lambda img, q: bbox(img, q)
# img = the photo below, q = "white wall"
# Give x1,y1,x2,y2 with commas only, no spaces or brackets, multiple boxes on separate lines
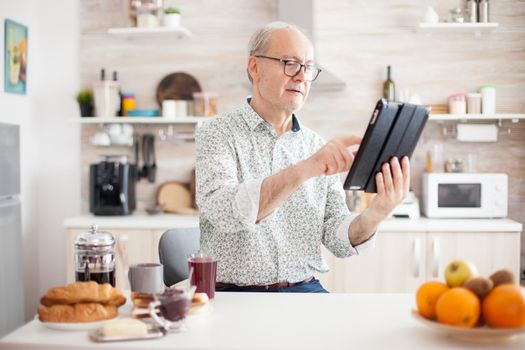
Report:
0,0,80,319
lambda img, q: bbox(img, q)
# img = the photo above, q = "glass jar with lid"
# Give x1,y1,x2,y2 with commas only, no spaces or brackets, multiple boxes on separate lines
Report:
448,93,466,114
74,224,116,286
129,0,163,27
136,1,161,28
192,92,218,117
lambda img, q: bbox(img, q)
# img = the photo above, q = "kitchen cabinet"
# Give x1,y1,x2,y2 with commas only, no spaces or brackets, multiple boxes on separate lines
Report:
425,232,521,282
322,230,521,293
64,215,522,293
320,232,427,293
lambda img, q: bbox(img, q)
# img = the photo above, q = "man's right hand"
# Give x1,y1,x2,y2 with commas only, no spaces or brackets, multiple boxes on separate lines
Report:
303,136,362,177
258,135,361,221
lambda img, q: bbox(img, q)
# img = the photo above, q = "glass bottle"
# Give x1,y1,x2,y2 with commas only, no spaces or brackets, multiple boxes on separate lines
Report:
383,65,396,101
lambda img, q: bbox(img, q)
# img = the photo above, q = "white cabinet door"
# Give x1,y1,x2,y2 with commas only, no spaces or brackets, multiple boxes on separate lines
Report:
425,232,521,281
326,232,427,293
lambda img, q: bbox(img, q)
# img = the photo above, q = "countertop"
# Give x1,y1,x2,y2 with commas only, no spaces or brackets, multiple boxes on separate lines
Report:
63,213,523,232
2,292,524,350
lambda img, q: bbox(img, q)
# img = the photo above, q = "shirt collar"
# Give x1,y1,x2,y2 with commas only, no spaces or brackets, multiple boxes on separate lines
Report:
241,97,301,133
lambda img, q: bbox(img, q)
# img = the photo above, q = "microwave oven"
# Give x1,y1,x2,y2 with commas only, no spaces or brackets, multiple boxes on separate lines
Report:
422,173,507,218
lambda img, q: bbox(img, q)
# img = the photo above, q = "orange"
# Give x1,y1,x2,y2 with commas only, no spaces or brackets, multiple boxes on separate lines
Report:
435,287,480,328
482,284,525,328
416,281,449,319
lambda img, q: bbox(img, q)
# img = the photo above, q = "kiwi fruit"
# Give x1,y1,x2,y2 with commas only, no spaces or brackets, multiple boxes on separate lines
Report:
464,277,493,300
489,269,515,287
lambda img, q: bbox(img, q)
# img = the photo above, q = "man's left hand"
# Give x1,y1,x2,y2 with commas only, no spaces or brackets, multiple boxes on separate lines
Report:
367,156,410,221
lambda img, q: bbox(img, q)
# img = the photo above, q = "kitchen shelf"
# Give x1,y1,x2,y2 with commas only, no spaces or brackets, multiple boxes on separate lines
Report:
71,116,213,125
83,26,191,38
416,22,499,34
429,113,524,122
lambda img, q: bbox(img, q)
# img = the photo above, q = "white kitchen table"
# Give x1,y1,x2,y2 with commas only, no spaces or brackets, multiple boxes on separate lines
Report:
1,293,523,350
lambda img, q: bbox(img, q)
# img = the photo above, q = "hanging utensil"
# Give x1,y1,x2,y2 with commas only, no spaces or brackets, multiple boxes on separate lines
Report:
141,134,157,183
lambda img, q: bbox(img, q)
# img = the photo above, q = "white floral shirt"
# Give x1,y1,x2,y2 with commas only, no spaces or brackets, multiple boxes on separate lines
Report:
195,99,375,286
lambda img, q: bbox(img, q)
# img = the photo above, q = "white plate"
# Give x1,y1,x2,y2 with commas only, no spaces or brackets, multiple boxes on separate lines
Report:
411,309,525,343
36,315,117,331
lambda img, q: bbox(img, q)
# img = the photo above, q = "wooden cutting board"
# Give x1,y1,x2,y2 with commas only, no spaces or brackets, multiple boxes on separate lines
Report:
155,72,202,107
156,181,197,215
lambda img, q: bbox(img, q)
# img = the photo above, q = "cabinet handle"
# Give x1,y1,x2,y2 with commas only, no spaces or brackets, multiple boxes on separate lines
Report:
432,237,440,278
413,238,421,278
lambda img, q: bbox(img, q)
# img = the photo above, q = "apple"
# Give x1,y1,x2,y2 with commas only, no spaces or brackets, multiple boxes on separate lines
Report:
444,260,478,287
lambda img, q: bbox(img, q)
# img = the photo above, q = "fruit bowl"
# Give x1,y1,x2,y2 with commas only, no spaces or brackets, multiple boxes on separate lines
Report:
411,309,525,343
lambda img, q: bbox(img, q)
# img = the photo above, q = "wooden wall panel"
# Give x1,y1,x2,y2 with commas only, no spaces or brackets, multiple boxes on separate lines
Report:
79,0,525,275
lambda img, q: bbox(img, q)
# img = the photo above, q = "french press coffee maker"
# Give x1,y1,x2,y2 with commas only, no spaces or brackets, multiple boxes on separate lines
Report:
74,224,116,286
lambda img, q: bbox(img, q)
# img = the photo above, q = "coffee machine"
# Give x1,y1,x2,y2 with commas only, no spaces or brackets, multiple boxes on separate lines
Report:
89,155,136,216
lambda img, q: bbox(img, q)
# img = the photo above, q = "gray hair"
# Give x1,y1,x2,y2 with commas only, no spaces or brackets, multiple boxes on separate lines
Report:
246,21,311,83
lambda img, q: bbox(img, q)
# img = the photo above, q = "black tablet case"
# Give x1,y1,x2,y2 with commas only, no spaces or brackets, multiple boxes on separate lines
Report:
343,99,400,191
343,99,429,193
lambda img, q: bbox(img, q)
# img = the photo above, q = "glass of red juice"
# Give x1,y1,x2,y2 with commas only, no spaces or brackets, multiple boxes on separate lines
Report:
188,255,217,299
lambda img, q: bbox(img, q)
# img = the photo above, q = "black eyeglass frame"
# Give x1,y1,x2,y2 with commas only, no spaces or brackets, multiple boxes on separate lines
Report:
254,55,322,82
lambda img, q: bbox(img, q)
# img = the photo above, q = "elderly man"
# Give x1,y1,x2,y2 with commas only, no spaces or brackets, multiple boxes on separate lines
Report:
195,22,409,293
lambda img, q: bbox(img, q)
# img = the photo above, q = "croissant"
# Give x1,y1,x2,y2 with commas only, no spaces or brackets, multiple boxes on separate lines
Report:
40,281,126,307
38,303,118,323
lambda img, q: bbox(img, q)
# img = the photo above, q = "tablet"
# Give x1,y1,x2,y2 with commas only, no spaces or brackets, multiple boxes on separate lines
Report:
343,99,429,193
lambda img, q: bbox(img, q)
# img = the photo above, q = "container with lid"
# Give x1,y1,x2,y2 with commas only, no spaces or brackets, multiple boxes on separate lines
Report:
94,80,120,118
480,84,496,115
74,224,116,286
478,0,489,23
448,93,467,114
121,92,136,117
466,0,478,22
466,93,482,114
192,92,218,117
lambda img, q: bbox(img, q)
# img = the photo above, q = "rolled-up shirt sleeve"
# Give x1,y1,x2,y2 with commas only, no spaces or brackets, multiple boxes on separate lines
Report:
196,125,263,233
321,174,377,257
335,214,377,255
234,178,264,224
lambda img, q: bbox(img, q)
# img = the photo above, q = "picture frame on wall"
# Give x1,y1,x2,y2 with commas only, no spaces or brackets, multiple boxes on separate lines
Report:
4,19,28,95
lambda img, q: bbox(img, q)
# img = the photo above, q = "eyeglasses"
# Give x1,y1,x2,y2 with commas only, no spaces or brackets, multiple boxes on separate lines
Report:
254,55,322,82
